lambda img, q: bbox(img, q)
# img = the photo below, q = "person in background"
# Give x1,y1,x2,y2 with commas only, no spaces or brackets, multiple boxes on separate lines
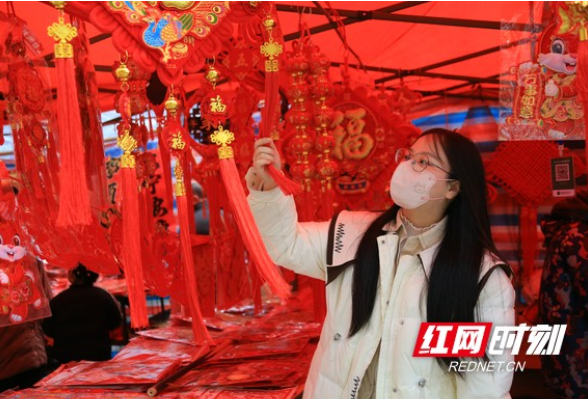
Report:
43,264,122,364
539,191,588,398
192,182,210,235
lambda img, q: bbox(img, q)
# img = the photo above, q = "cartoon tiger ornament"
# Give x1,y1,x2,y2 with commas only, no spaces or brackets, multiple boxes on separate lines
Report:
536,3,585,139
0,221,44,325
503,2,588,140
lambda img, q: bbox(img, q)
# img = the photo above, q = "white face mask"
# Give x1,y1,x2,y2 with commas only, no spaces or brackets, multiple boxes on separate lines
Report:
390,161,452,209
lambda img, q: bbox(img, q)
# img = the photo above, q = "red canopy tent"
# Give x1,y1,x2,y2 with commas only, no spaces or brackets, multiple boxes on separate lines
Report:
0,1,541,112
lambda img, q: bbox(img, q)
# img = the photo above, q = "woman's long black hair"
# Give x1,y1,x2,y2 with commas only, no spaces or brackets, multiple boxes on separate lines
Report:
348,128,504,374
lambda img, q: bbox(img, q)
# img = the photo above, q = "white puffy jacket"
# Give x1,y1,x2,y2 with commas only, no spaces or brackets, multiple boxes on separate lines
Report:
248,186,516,399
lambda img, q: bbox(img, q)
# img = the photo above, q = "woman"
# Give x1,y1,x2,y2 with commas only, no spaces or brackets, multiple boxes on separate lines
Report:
247,128,515,399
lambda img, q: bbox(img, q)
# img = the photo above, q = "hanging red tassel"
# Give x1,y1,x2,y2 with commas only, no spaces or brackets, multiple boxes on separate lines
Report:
48,5,92,227
178,193,211,343
38,159,59,218
157,130,176,219
114,59,149,330
14,128,43,199
118,127,149,330
259,13,301,196
260,12,281,140
267,166,302,196
201,63,290,299
164,94,211,343
213,127,291,299
121,165,149,329
138,179,152,238
249,259,263,316
55,59,92,226
46,126,61,193
182,154,196,233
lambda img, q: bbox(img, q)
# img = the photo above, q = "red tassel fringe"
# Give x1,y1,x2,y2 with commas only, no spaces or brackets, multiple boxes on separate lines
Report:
218,158,291,299
249,260,263,315
262,61,302,196
182,156,196,234
121,167,149,329
267,165,302,196
39,158,59,218
262,70,279,139
55,58,92,227
157,137,176,219
177,194,211,343
46,127,61,193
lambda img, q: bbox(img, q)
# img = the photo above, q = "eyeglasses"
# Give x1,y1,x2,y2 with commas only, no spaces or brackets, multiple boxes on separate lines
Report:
395,148,457,179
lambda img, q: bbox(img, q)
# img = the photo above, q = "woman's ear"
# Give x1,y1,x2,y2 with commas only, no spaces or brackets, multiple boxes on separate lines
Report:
445,180,460,200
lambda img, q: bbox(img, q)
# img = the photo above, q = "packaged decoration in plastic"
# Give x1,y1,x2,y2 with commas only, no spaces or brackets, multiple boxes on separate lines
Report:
180,387,301,399
0,219,51,327
135,326,198,346
172,358,309,389
113,336,209,365
36,358,180,387
207,337,310,363
500,2,586,140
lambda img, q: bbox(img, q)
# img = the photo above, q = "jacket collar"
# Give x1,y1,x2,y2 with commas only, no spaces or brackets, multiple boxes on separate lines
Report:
385,210,446,248
418,244,440,279
382,210,445,278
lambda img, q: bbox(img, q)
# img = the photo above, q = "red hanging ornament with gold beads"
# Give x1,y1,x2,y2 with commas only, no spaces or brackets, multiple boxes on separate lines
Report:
114,59,149,330
47,1,92,228
258,14,301,196
162,92,211,343
203,64,290,300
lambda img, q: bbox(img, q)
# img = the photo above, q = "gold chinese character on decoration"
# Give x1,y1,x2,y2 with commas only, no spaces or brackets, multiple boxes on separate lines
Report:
171,132,186,150
331,108,375,161
210,95,227,114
